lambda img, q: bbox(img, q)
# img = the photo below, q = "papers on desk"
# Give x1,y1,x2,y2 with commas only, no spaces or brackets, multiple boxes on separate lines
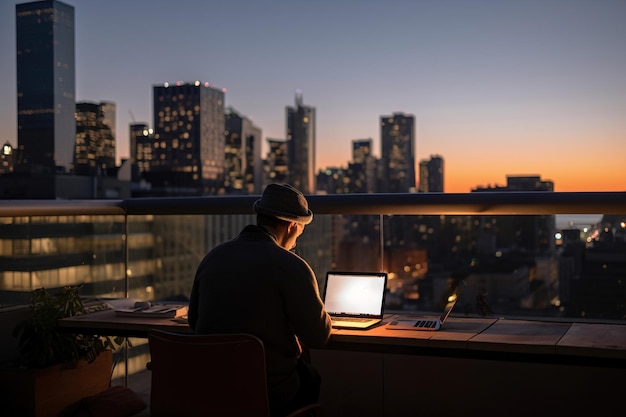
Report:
113,301,188,318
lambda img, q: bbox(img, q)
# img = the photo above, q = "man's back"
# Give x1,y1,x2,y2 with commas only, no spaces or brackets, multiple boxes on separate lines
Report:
189,225,331,392
188,183,332,416
190,225,330,345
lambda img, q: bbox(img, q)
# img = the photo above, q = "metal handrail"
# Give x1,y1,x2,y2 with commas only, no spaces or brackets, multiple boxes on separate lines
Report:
1,191,624,217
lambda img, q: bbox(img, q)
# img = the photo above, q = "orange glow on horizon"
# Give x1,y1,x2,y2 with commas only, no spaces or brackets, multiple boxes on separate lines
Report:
317,148,626,193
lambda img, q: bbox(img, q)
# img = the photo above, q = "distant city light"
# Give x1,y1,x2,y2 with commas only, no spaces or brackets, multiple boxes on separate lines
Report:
555,232,562,239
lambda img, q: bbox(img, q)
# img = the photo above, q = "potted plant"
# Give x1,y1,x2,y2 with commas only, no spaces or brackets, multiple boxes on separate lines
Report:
1,285,124,417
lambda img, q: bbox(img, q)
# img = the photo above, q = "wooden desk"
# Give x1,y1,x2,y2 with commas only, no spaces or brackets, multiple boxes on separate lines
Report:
321,314,626,364
59,309,626,363
310,314,626,417
58,308,192,338
59,308,626,416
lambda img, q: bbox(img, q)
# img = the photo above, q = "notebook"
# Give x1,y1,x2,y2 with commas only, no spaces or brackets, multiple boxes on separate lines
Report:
386,294,458,331
322,271,388,330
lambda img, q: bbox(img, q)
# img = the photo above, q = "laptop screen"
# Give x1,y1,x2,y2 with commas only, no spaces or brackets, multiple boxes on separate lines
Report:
439,294,458,323
323,272,387,316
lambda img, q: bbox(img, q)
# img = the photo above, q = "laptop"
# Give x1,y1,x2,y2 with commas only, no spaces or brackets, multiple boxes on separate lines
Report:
322,271,388,330
386,294,459,331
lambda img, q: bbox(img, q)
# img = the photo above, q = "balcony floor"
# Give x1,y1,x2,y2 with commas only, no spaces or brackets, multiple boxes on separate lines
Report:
111,370,151,417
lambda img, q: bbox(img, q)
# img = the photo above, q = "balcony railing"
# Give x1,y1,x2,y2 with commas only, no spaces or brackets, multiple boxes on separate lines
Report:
2,190,625,216
1,191,625,322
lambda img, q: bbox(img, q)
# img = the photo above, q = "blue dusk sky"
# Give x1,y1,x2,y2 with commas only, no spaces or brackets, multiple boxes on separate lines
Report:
0,0,625,193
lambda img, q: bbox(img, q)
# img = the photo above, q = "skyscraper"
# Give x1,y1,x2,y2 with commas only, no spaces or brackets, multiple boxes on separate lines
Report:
16,0,75,178
74,101,116,176
286,92,316,194
419,155,444,193
352,139,373,164
129,123,153,183
380,113,416,193
150,81,225,196
351,138,377,193
264,138,288,187
224,108,262,194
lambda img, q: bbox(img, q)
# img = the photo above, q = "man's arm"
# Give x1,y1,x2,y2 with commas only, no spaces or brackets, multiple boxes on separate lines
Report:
282,259,332,348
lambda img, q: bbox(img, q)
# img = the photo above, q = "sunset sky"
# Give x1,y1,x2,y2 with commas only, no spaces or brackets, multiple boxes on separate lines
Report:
0,0,624,193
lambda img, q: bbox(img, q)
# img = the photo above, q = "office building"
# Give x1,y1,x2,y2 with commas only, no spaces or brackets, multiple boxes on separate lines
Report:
224,108,263,194
351,138,377,193
380,113,416,193
264,138,288,187
419,155,444,193
149,81,226,196
15,0,75,174
286,92,316,194
14,0,76,197
74,101,116,176
0,213,156,304
378,113,419,282
352,139,372,164
129,123,153,183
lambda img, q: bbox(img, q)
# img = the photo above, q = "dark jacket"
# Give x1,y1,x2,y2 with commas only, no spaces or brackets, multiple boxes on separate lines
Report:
189,224,332,404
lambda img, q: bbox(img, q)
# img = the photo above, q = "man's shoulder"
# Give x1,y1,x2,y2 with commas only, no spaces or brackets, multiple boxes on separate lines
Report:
277,251,315,276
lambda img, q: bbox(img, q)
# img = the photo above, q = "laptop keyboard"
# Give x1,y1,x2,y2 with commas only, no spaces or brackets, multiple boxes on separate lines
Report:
331,317,372,323
413,320,437,329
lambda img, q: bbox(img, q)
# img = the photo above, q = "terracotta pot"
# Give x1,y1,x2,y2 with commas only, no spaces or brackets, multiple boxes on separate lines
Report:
0,350,113,417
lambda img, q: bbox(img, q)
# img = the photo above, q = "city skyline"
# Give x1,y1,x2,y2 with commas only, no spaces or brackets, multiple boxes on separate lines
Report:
1,0,625,193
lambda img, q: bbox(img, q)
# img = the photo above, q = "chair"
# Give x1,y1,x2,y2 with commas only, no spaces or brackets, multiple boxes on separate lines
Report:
147,329,321,417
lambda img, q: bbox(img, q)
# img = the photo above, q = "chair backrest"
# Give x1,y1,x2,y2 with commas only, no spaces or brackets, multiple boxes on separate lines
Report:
148,330,271,417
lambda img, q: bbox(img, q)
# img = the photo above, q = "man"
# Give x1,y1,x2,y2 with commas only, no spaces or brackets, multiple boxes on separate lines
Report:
189,183,332,416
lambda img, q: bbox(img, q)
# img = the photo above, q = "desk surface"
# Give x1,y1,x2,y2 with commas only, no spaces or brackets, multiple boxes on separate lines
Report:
58,308,192,337
358,314,625,362
58,309,626,364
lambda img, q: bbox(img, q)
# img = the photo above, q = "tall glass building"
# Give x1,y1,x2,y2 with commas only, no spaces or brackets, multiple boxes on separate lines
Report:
224,108,263,194
129,123,153,184
286,92,316,194
264,138,288,187
352,138,377,193
16,0,76,182
380,113,416,193
150,81,225,196
74,101,116,176
419,155,444,193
